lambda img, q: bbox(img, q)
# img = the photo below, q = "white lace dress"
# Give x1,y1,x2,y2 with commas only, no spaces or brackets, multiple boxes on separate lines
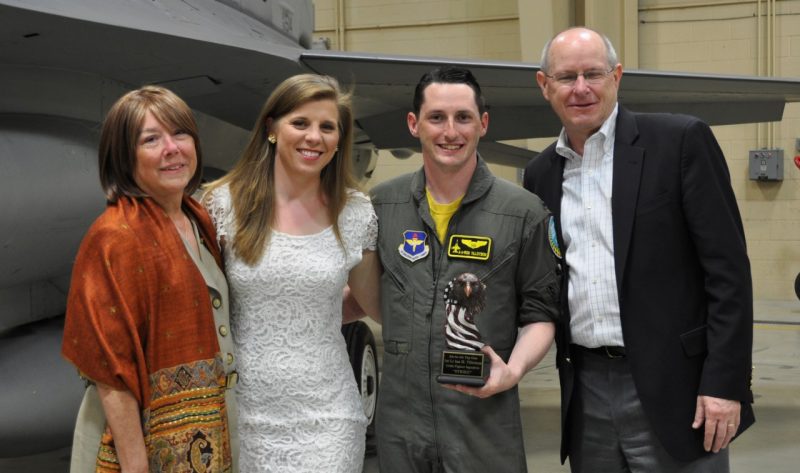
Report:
205,185,377,473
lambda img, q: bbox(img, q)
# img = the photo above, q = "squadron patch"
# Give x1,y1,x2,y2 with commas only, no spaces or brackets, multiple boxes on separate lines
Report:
548,216,562,259
399,230,430,262
447,234,491,261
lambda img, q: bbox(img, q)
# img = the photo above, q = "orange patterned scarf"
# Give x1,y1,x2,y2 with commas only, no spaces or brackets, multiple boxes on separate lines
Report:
63,195,232,472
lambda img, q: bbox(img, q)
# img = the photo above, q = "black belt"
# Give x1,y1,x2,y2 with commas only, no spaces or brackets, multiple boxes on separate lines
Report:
572,344,626,359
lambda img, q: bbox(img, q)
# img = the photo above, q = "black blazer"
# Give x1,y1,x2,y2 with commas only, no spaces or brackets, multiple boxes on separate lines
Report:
523,106,755,462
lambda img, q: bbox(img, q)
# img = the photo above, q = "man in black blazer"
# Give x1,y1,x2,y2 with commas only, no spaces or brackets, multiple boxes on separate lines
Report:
523,27,754,472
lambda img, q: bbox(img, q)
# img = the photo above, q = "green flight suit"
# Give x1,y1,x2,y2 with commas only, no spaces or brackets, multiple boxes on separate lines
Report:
371,158,560,473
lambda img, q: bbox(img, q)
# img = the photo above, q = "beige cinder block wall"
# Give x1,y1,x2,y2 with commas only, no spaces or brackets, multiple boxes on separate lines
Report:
316,0,800,300
635,0,800,300
313,0,523,185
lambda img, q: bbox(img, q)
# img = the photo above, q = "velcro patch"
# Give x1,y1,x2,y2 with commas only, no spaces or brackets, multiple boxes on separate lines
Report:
447,235,491,261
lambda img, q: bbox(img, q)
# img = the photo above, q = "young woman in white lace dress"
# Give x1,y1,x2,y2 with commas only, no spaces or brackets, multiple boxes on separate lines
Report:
202,74,381,472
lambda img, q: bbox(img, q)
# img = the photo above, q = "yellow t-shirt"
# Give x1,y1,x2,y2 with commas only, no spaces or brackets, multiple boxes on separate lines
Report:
426,188,463,244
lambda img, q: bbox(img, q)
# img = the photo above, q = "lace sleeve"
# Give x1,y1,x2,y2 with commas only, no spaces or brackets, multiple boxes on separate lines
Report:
344,189,378,252
363,203,378,252
201,185,234,246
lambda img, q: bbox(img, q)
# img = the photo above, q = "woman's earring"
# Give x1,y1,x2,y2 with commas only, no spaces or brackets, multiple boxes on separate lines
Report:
268,134,277,144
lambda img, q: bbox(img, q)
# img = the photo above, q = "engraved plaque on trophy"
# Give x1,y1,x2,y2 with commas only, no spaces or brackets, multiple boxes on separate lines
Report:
436,273,489,387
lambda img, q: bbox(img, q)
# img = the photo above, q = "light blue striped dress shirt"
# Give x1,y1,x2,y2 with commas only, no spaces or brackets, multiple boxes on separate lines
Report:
556,105,624,348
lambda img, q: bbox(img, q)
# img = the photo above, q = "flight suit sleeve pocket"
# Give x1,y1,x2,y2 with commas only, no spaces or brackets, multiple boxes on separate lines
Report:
680,324,708,357
380,271,412,398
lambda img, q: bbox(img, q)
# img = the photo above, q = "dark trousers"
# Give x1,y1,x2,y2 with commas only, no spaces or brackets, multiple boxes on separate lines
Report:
569,348,730,473
377,436,444,473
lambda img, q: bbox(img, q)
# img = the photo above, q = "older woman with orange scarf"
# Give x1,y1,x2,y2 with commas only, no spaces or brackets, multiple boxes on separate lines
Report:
62,86,237,472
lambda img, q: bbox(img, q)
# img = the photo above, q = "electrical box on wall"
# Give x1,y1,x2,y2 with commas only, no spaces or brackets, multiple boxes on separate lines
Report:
749,148,783,181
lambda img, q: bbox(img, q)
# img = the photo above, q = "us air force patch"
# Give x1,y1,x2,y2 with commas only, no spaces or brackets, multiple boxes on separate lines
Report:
548,216,562,259
399,230,429,262
447,234,491,261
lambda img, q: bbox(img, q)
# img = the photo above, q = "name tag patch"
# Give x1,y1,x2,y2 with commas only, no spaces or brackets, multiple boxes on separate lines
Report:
447,235,491,261
399,230,430,262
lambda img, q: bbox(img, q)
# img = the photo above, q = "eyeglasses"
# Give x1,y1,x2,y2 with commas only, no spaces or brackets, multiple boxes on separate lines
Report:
544,67,615,86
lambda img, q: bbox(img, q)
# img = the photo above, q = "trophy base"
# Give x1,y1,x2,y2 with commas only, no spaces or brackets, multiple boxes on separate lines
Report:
436,374,486,387
437,349,489,387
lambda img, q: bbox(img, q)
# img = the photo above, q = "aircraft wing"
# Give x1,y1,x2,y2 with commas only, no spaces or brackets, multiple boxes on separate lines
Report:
4,0,800,160
301,50,800,150
0,0,307,132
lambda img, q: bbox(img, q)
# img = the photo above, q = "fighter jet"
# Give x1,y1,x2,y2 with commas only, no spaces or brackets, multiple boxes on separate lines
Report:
2,0,800,469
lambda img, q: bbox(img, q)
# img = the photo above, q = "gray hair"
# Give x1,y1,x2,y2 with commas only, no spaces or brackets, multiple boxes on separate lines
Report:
539,27,619,74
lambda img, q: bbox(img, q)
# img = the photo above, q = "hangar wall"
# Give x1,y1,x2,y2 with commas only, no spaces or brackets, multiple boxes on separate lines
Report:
314,0,800,300
313,0,523,184
633,0,800,301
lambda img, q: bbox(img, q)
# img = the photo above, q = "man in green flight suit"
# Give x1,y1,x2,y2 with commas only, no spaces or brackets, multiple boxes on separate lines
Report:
370,65,561,473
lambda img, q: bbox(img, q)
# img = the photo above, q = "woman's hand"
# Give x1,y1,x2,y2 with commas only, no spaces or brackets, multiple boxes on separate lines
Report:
96,383,148,473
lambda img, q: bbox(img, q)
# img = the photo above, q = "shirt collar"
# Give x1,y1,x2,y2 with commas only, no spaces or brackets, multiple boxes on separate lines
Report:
411,154,494,205
555,103,619,161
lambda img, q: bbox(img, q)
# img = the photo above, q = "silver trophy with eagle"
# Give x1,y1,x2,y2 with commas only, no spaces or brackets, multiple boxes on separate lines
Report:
437,272,489,387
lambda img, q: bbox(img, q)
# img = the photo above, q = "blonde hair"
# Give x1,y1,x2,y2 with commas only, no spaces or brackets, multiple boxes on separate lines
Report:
99,85,203,202
204,74,356,265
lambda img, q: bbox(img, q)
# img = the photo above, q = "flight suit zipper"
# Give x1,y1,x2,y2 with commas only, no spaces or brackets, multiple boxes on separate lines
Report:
428,209,462,463
427,221,442,460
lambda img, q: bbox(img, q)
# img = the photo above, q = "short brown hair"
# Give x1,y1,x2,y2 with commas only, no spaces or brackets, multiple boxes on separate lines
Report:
413,66,486,115
98,85,203,202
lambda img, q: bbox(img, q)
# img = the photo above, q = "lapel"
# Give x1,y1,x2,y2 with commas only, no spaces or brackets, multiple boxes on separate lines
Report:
541,150,566,221
611,107,645,294
529,146,566,254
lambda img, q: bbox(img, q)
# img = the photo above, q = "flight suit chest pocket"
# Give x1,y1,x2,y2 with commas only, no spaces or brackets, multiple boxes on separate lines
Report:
475,246,516,284
380,264,414,355
470,248,518,349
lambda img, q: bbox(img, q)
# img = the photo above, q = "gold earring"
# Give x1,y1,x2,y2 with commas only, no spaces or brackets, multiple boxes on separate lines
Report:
268,134,277,144
335,147,339,152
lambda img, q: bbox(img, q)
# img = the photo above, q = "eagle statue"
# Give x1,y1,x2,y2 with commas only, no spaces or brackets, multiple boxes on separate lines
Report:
443,273,487,351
